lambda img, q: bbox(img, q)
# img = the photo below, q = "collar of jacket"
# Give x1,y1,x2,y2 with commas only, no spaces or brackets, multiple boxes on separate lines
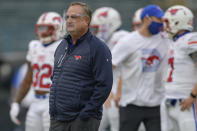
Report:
65,29,92,45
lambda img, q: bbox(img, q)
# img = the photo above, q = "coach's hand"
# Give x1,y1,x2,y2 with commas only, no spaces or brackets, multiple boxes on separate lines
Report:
180,97,195,111
10,102,21,125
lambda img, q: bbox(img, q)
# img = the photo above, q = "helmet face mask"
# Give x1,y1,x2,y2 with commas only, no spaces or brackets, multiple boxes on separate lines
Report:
163,5,194,36
36,25,55,40
90,25,99,35
90,7,122,42
95,23,113,42
35,12,64,44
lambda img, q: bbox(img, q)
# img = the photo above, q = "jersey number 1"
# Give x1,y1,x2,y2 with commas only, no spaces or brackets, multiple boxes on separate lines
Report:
167,57,174,82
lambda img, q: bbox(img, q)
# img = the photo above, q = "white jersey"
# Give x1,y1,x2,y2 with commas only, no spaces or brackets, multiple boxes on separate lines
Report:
112,31,169,107
107,30,129,50
107,30,129,94
26,40,61,92
165,32,197,99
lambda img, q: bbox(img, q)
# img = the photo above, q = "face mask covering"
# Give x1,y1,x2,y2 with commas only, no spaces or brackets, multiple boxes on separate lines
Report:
149,21,163,35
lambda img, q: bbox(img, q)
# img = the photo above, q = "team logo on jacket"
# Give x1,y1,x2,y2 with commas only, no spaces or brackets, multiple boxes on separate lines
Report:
141,49,161,72
75,55,82,60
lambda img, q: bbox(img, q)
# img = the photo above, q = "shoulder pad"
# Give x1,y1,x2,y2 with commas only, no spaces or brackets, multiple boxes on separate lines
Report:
187,32,197,45
28,40,41,48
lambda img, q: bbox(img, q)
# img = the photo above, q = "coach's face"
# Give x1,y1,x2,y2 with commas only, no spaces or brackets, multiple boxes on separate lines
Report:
66,5,89,36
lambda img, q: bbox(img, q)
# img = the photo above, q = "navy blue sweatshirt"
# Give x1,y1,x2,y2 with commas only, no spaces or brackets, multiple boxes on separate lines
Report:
49,30,113,121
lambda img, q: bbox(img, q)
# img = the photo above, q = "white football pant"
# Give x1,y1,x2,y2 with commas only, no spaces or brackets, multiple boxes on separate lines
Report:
25,96,50,131
99,100,119,131
138,123,145,131
167,100,197,131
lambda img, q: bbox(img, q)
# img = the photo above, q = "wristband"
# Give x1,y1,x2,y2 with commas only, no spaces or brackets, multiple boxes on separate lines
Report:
190,92,196,99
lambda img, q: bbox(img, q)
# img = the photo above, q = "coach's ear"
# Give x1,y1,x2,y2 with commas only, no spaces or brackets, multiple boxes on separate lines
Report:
84,15,91,26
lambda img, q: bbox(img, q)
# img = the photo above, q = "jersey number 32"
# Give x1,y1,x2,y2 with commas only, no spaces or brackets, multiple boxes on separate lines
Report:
32,64,52,89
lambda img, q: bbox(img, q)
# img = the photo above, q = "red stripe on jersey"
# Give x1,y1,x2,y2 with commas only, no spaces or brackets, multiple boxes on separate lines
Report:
188,41,197,45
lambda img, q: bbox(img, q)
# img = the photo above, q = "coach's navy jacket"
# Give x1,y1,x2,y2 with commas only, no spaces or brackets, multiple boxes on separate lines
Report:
49,30,113,121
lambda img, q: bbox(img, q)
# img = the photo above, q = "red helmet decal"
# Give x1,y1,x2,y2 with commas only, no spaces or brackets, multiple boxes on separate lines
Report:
169,9,179,15
41,13,48,22
98,11,108,17
53,16,61,22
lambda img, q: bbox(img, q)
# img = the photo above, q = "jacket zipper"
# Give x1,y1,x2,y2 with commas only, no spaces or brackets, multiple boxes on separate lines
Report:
57,47,68,67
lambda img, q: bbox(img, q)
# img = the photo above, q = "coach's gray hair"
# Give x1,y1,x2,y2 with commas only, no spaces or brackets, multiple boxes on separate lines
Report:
69,2,92,22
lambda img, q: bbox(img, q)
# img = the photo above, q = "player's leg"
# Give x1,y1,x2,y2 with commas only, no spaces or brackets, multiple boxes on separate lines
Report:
168,100,185,131
169,118,179,131
177,103,197,131
99,106,109,131
161,99,180,131
119,104,142,131
143,106,161,131
138,123,145,131
25,101,42,131
42,111,50,131
108,100,119,131
41,98,50,131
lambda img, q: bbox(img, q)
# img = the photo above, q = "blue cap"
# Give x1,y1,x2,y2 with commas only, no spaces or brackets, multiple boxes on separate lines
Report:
141,5,164,20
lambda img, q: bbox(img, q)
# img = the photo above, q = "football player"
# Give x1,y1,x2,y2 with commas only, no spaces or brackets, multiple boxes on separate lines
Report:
161,5,197,131
9,12,64,131
90,7,129,131
132,8,143,31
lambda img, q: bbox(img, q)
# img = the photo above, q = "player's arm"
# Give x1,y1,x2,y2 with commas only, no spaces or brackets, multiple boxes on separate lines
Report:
190,52,197,96
10,61,33,125
105,74,122,108
104,92,114,108
180,52,197,111
115,74,122,107
14,61,33,103
111,35,132,70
